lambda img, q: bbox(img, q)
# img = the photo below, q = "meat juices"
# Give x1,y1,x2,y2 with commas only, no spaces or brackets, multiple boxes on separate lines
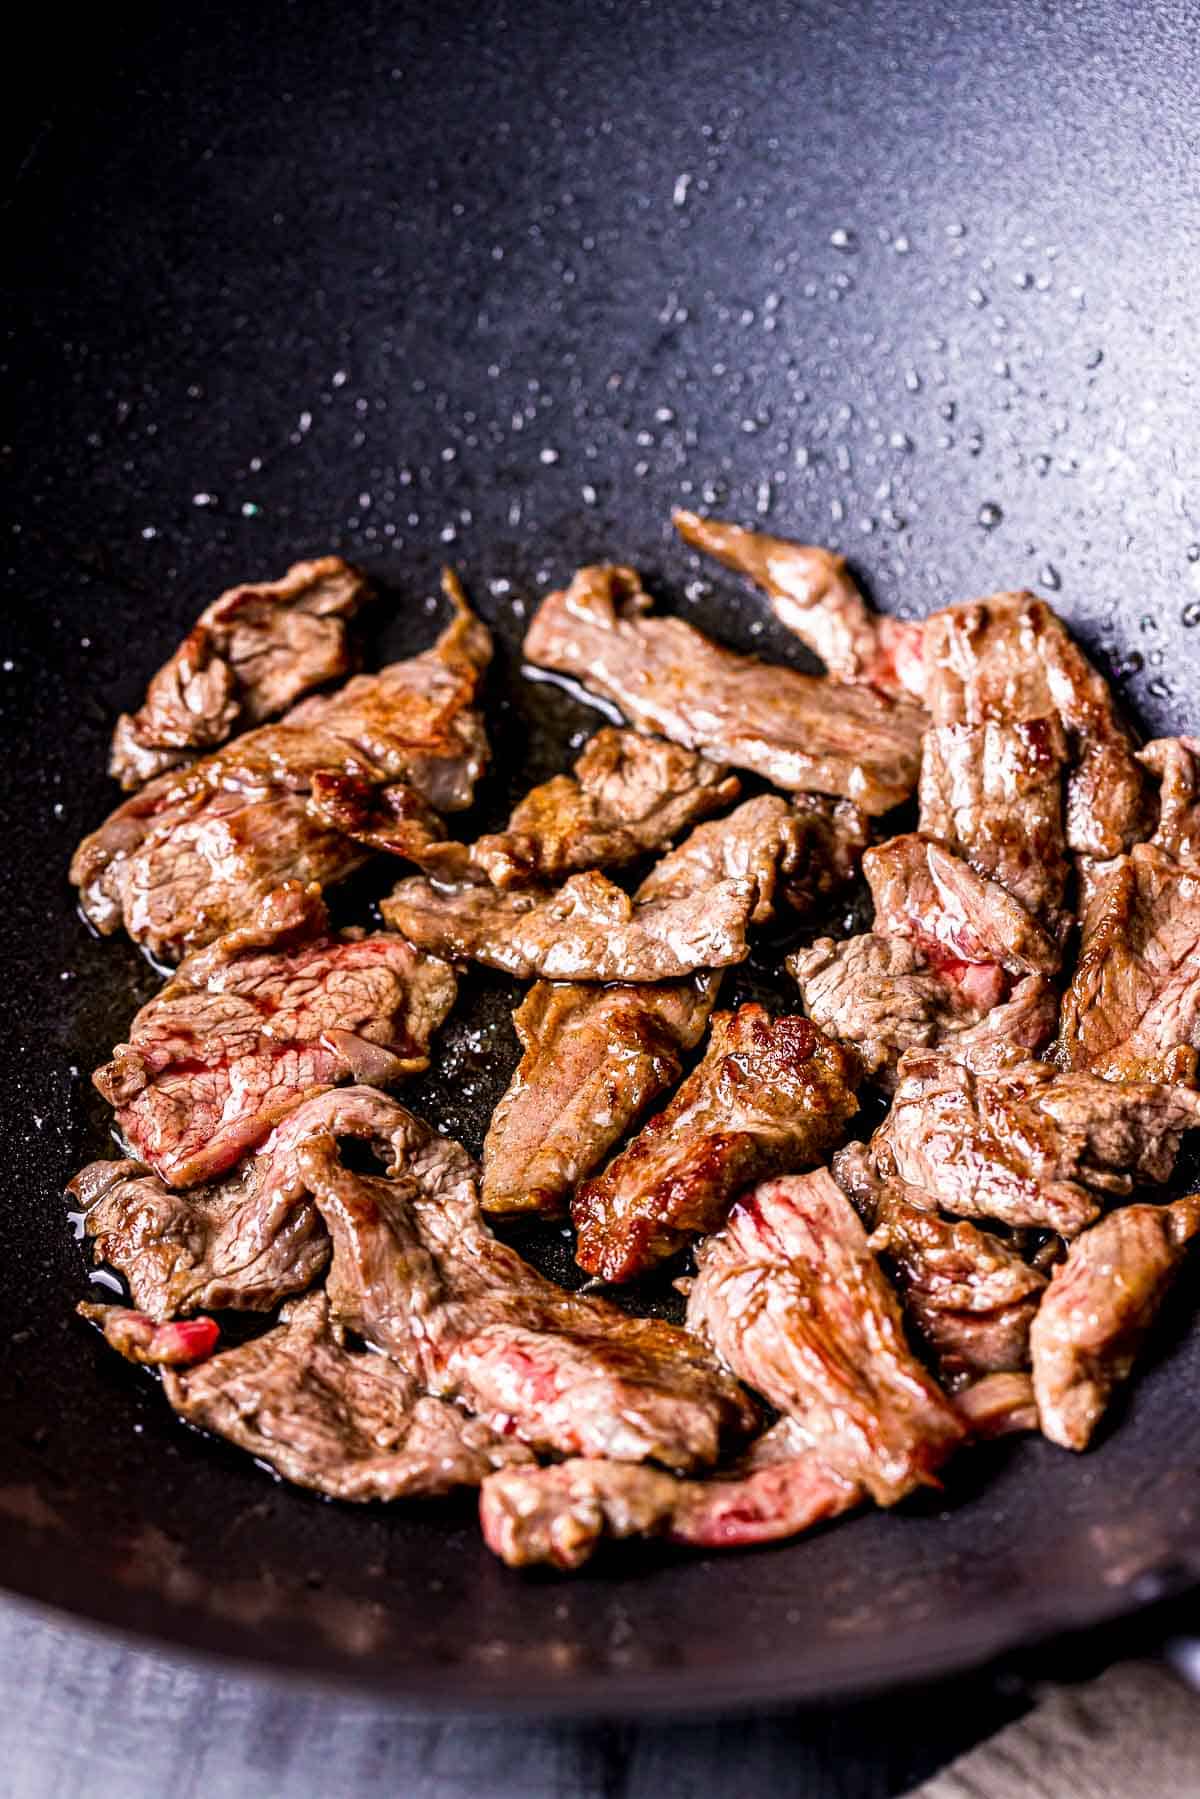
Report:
94,882,456,1188
687,1170,966,1503
71,572,492,962
109,556,371,790
573,1007,861,1283
523,563,925,813
1030,1195,1200,1450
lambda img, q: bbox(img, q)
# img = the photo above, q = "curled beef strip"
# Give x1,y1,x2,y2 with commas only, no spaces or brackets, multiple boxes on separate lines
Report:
315,729,743,887
790,930,1056,1091
480,794,865,1217
1030,1194,1200,1451
381,793,819,983
480,1419,860,1570
573,1006,861,1283
71,573,491,962
94,881,456,1188
865,834,1062,979
673,509,924,698
77,1303,220,1366
913,591,1146,919
522,564,925,813
480,975,719,1216
299,1104,756,1469
870,1051,1200,1236
1058,737,1200,1084
70,1087,424,1319
109,557,370,791
688,1170,966,1503
162,1291,533,1501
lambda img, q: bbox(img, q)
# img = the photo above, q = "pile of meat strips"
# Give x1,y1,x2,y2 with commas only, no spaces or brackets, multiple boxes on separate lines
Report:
68,517,1200,1572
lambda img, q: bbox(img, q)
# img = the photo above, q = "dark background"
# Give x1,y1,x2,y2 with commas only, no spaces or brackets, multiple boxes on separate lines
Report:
3,0,1200,1781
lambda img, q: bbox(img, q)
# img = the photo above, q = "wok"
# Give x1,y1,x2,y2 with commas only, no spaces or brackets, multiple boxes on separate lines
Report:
4,0,1200,1714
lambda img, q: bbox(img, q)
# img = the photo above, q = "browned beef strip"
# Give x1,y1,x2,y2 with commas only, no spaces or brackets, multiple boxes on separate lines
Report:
870,1052,1200,1236
109,558,370,791
480,975,720,1216
162,1291,533,1501
1030,1194,1200,1450
522,564,925,813
77,1303,220,1366
93,882,456,1189
687,1170,966,1503
673,509,925,698
298,1106,756,1468
479,1419,860,1570
1058,739,1200,1084
955,1372,1040,1439
380,794,813,982
865,834,1062,979
479,793,865,1218
865,1180,1046,1383
70,1087,427,1318
573,1006,861,1283
913,591,1146,916
71,573,491,961
947,975,1060,1072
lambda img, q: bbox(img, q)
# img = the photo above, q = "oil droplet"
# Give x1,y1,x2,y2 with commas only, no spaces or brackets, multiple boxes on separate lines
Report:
1182,601,1200,627
1039,563,1061,591
977,501,1003,530
830,227,858,252
1085,348,1104,369
1187,544,1200,563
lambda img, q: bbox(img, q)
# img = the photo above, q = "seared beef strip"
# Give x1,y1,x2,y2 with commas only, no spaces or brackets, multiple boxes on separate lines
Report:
162,1291,533,1501
1030,1194,1200,1450
687,1170,966,1503
479,1419,860,1570
870,1052,1200,1235
790,930,1056,1090
109,557,370,791
381,794,816,982
1058,738,1200,1083
71,573,491,961
70,1087,425,1318
522,564,925,813
865,834,1062,979
77,1303,220,1366
573,1007,861,1283
480,794,864,1216
94,882,456,1188
673,509,924,698
955,1372,1040,1439
914,591,1146,917
300,1106,756,1468
480,975,719,1216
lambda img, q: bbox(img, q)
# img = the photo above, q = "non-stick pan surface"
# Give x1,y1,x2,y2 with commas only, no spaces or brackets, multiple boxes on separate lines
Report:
4,0,1200,1713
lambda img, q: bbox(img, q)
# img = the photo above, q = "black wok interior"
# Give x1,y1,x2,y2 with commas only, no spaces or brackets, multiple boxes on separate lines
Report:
4,0,1200,1711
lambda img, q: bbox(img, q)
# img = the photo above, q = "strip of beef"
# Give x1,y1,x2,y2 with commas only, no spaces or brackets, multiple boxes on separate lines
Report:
673,509,924,698
913,591,1146,918
955,1372,1040,1439
1031,1195,1200,1450
69,1087,429,1318
161,1291,533,1501
1059,739,1200,1084
481,975,719,1215
870,1051,1200,1235
71,573,491,961
94,882,456,1188
790,930,1056,1090
77,1303,220,1366
573,1006,861,1283
479,794,865,1216
298,1105,756,1468
522,564,925,813
381,794,814,982
865,834,1062,979
479,1419,860,1570
687,1170,966,1502
109,557,370,790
